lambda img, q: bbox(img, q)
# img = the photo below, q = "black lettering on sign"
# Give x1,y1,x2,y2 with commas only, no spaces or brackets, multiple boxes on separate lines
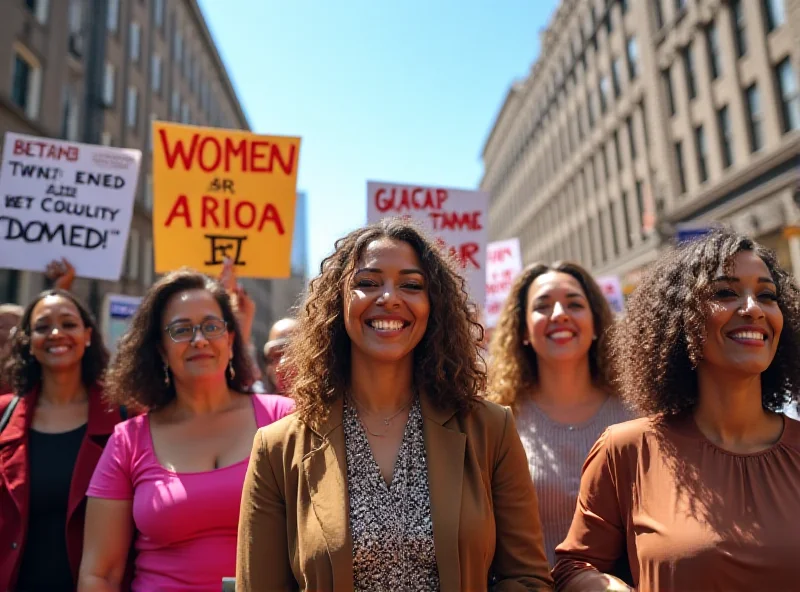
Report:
74,171,126,189
9,161,63,180
46,184,78,198
207,178,236,194
0,216,120,249
204,234,246,266
4,195,35,209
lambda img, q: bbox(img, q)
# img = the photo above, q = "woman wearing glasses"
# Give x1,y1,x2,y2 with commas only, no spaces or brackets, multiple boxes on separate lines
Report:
77,270,293,591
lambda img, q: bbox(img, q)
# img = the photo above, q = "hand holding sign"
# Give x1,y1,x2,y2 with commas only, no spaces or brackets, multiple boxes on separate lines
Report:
45,258,76,291
220,257,256,346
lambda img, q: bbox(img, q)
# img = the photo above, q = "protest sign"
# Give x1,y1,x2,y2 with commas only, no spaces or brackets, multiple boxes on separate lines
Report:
596,275,625,315
152,121,301,278
366,181,489,309
101,293,141,354
485,238,523,328
0,132,141,280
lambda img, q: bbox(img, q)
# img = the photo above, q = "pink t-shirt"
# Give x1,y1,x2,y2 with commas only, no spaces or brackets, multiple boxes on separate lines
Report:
87,394,294,592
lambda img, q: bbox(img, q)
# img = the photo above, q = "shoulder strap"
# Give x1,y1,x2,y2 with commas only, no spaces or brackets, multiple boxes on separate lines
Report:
0,395,21,434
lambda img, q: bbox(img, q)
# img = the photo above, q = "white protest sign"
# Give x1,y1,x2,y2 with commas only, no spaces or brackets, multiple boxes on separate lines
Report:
485,238,523,328
0,132,141,280
596,275,625,314
367,181,489,309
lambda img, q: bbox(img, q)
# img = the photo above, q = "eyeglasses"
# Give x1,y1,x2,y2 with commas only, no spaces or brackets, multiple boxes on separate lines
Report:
165,319,228,343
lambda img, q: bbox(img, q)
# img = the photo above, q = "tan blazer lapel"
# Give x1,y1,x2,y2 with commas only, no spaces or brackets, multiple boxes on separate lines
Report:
421,394,465,592
303,398,354,589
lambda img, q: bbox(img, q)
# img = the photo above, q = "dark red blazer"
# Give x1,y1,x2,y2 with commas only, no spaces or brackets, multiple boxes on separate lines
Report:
0,384,127,591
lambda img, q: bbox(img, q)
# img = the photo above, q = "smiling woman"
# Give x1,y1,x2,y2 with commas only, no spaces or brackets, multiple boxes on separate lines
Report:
77,270,294,592
552,230,800,592
236,217,553,591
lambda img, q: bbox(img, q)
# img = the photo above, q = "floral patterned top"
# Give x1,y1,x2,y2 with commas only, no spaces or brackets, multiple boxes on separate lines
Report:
343,397,440,591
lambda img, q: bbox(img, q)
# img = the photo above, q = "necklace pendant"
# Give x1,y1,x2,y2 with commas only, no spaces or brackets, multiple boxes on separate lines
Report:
383,419,390,425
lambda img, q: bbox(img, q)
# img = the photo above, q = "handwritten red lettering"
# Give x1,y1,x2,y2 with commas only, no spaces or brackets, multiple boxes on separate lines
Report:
488,247,512,263
429,210,483,232
449,242,480,270
374,187,449,213
13,139,79,162
158,130,297,175
165,195,285,233
165,195,193,227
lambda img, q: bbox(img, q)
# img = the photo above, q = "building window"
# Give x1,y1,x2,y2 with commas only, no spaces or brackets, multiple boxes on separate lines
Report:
621,0,629,14
682,45,697,100
652,0,664,29
60,85,79,141
732,0,747,58
611,58,623,98
675,0,687,13
181,101,190,124
745,84,763,151
103,63,115,106
609,202,620,256
68,0,83,57
130,22,141,63
717,105,734,169
11,50,42,120
599,76,609,113
171,90,180,119
776,58,800,133
640,100,650,147
603,142,612,179
635,181,647,240
101,131,112,146
26,0,50,25
763,0,785,32
626,36,638,80
151,54,162,94
663,67,676,115
598,212,609,263
706,23,722,80
107,0,119,32
621,192,633,248
126,86,138,130
694,125,708,183
154,0,164,29
174,30,183,65
627,116,637,160
587,91,596,127
613,131,623,172
675,141,687,194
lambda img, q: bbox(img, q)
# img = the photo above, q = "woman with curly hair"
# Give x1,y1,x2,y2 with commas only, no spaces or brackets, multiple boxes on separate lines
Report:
553,230,800,591
77,270,293,591
236,218,552,591
488,261,635,567
0,289,125,592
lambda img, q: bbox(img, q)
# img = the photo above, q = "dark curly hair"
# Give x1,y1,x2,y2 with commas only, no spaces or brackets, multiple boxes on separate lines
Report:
285,217,486,428
487,261,616,412
612,229,800,417
2,289,109,397
103,268,255,410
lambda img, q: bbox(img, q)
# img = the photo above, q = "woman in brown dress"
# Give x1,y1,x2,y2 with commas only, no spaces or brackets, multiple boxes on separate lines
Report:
553,230,800,591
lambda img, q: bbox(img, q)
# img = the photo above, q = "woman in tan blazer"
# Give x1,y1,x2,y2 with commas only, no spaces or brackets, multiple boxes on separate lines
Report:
236,218,553,591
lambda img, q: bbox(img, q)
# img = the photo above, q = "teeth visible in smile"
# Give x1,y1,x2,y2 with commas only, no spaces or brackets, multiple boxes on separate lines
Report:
370,320,405,331
730,331,766,341
47,345,70,354
549,331,574,340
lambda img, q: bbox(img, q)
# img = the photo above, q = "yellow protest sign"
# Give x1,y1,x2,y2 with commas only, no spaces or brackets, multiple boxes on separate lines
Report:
152,121,300,278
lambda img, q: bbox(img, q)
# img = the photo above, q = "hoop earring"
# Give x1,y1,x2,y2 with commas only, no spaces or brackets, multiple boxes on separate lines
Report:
163,362,170,387
228,359,235,380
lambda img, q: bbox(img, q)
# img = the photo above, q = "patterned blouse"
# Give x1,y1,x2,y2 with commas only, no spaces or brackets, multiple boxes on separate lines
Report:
343,397,440,591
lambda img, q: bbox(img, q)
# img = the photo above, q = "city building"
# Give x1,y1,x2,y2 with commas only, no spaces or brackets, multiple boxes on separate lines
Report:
481,0,800,293
268,190,309,324
0,0,278,350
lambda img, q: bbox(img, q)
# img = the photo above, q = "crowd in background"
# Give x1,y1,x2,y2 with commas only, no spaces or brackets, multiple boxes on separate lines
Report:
0,218,799,591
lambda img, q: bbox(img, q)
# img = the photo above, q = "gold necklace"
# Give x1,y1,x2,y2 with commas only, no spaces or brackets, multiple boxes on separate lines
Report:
349,393,414,438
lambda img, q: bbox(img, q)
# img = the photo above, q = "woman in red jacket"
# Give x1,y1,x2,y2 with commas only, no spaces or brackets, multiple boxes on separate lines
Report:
0,288,127,592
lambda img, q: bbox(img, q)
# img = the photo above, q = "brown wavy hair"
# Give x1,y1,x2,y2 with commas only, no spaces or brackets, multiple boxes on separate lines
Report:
103,269,255,410
611,229,800,417
285,218,486,428
487,261,615,412
2,289,109,397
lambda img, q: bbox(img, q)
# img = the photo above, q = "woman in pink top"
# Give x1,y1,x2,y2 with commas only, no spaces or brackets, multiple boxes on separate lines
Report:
77,270,294,591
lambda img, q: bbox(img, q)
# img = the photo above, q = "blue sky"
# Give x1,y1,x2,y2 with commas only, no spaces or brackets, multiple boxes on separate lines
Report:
197,0,559,276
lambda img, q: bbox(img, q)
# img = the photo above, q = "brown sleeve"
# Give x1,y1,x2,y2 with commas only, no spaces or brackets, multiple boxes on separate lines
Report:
551,428,628,591
235,428,297,591
490,406,555,591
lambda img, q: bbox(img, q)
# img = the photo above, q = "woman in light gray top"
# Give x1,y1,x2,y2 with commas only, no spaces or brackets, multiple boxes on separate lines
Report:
488,261,636,566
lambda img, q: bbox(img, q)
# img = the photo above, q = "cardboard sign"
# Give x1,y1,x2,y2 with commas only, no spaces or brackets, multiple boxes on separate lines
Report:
485,238,523,328
366,181,489,309
596,275,625,314
152,122,301,278
0,132,140,280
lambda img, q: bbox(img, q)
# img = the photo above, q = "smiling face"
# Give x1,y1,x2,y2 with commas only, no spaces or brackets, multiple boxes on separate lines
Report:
343,238,430,366
29,295,91,372
525,271,595,366
698,250,783,377
160,289,234,386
